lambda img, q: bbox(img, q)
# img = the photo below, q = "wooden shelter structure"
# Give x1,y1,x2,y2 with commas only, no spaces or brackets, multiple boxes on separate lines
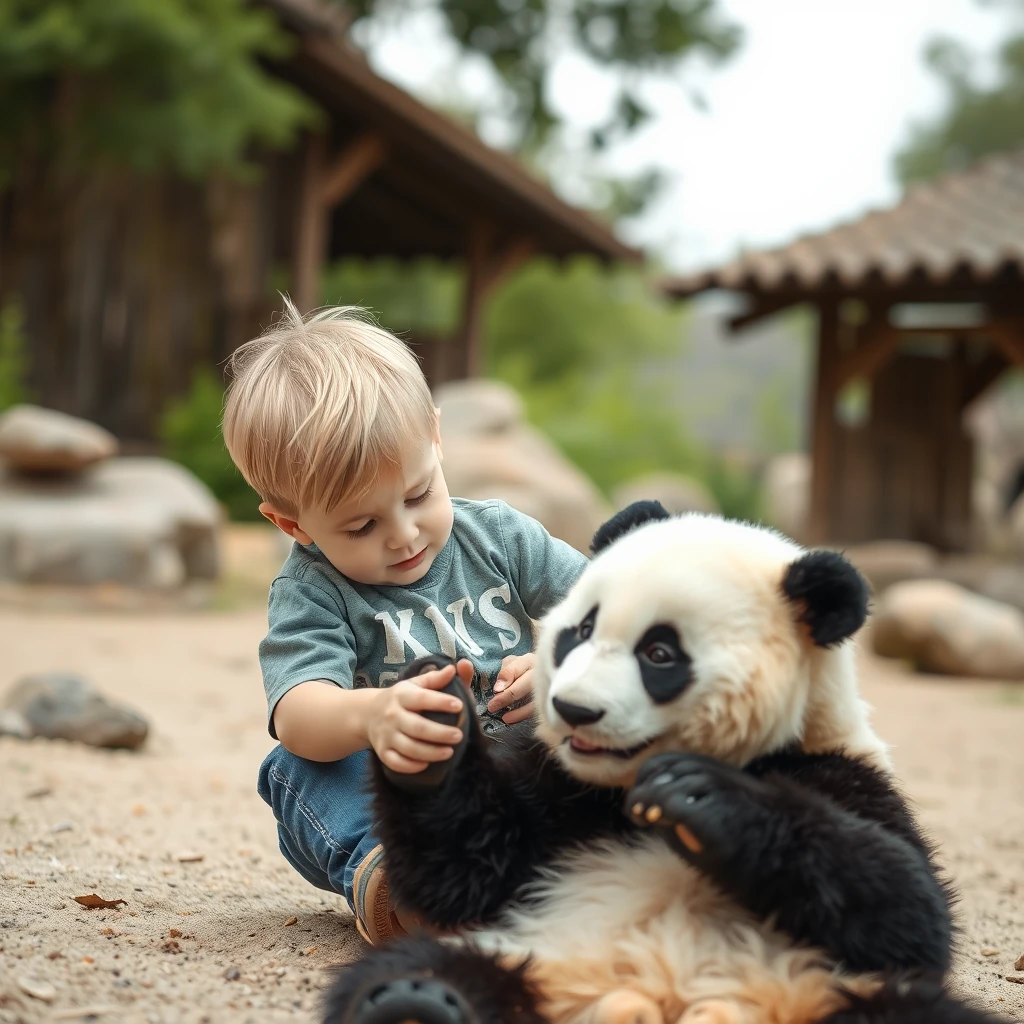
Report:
664,150,1024,552
0,0,635,444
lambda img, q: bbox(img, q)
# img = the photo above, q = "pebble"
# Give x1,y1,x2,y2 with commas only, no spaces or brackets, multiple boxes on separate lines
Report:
18,976,57,1002
51,822,74,833
1016,955,1024,972
1006,976,1024,985
982,947,1001,956
224,967,241,981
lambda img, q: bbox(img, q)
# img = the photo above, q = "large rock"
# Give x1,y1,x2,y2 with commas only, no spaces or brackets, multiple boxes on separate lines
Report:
612,472,719,516
761,452,810,542
0,404,118,472
844,541,940,594
873,579,1024,679
436,380,609,553
4,673,149,749
0,456,222,587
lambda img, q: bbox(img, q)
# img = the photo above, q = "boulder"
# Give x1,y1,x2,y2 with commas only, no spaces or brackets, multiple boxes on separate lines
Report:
0,404,118,472
4,673,149,749
872,579,1024,679
612,472,719,516
761,452,810,542
0,456,222,587
844,541,940,594
436,380,609,553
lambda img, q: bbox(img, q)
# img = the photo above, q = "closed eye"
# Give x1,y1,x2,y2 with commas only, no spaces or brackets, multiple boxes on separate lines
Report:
406,486,433,507
346,519,375,538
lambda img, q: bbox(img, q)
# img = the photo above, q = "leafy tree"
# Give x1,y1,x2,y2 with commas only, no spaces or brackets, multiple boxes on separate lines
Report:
895,5,1024,184
346,0,741,160
0,0,316,184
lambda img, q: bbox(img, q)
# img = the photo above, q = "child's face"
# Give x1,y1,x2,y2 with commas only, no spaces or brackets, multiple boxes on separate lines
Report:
262,436,454,586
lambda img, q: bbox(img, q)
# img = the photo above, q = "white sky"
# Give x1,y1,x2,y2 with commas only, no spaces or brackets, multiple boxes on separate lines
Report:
361,0,1017,273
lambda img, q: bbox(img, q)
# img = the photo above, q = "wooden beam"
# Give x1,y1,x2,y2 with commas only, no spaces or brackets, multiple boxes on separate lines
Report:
727,294,801,333
986,322,1024,368
808,301,840,546
836,323,902,389
961,349,1008,408
293,131,328,314
320,133,388,208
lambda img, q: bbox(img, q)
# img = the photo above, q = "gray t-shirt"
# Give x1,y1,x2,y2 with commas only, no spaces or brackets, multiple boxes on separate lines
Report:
260,498,588,738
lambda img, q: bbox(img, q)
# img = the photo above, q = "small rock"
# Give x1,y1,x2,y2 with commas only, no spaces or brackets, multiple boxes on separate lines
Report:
1016,955,1024,972
25,785,52,798
1006,976,1024,985
51,822,74,833
284,916,298,927
174,851,203,863
224,967,241,981
0,708,31,739
18,976,57,1002
0,404,118,472
3,673,148,749
982,947,1001,956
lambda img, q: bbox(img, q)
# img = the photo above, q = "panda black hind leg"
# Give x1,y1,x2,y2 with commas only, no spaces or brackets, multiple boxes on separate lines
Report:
322,935,546,1024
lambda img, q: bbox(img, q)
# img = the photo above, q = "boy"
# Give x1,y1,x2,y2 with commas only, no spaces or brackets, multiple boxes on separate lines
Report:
222,303,588,945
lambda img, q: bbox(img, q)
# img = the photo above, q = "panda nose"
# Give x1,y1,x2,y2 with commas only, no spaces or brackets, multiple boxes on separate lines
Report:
552,697,605,727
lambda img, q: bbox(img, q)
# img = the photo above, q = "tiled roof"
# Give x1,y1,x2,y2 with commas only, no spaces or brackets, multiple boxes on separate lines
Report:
665,148,1024,296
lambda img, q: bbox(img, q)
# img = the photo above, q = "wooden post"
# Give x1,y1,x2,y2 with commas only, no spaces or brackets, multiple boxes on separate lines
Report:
452,223,535,380
293,132,327,314
292,131,389,313
807,300,840,545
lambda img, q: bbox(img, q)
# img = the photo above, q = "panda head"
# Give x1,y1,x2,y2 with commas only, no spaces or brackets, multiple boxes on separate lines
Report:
533,502,889,788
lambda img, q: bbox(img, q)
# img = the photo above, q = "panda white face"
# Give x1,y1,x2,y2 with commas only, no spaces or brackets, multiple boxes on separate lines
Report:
533,511,878,788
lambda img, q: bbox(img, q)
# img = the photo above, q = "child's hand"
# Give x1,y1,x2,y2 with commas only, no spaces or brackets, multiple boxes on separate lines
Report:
487,653,536,725
368,660,473,774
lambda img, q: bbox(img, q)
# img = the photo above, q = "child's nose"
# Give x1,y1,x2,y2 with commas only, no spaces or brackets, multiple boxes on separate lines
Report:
388,515,419,548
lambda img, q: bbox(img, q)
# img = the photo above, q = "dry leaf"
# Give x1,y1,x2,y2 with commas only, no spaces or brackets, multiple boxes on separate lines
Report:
303,946,318,956
162,939,181,954
284,916,298,927
1006,976,1024,985
168,928,182,939
74,894,126,910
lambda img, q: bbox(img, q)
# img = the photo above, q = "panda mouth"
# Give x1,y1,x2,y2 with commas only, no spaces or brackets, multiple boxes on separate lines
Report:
566,734,655,760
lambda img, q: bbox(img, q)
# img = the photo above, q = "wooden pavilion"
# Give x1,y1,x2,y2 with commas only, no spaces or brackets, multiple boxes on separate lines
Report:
664,150,1024,552
0,0,635,445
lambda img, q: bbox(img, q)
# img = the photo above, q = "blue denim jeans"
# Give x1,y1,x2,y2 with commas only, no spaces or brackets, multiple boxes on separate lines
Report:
257,744,379,910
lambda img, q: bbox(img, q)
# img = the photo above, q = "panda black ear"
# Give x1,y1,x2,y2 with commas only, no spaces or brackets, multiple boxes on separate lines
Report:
782,550,870,647
591,500,671,555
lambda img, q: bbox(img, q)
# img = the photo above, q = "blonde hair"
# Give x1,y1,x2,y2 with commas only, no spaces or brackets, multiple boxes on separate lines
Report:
223,300,436,517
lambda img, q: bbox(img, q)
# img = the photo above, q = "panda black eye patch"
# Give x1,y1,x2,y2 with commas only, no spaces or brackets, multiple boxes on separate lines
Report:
634,624,691,703
554,606,598,667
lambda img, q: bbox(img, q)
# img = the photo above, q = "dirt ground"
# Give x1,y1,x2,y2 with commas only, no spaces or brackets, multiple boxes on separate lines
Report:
2,525,1024,1024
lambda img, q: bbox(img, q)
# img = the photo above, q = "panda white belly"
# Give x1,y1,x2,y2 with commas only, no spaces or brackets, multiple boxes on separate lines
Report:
462,836,853,1024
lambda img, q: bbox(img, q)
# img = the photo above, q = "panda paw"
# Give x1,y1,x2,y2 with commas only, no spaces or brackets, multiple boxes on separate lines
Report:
625,753,773,874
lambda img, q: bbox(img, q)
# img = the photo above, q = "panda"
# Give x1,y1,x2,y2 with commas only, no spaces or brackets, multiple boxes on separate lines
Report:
324,502,1001,1024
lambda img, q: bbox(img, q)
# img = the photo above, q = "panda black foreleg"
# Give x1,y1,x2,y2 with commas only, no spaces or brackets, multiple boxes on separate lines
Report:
818,975,1008,1024
625,752,952,974
322,934,546,1024
371,656,619,929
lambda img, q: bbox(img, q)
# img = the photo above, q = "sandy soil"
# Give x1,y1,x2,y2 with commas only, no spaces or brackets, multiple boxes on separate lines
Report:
1,526,1023,1023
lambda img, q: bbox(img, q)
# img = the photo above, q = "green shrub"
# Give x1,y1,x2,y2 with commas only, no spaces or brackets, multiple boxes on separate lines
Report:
158,367,261,521
0,299,32,412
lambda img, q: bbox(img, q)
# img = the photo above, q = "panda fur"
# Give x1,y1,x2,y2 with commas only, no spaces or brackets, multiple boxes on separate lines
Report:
324,504,1002,1024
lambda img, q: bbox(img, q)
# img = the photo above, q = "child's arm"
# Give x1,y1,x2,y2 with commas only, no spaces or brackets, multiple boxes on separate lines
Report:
274,667,466,766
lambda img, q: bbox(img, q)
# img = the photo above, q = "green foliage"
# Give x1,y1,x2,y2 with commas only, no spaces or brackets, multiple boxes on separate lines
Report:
321,258,462,335
0,0,317,183
896,23,1024,185
158,366,261,521
345,0,740,155
0,300,33,412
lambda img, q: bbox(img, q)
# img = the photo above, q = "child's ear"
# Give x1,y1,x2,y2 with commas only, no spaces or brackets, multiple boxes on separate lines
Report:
259,503,314,546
